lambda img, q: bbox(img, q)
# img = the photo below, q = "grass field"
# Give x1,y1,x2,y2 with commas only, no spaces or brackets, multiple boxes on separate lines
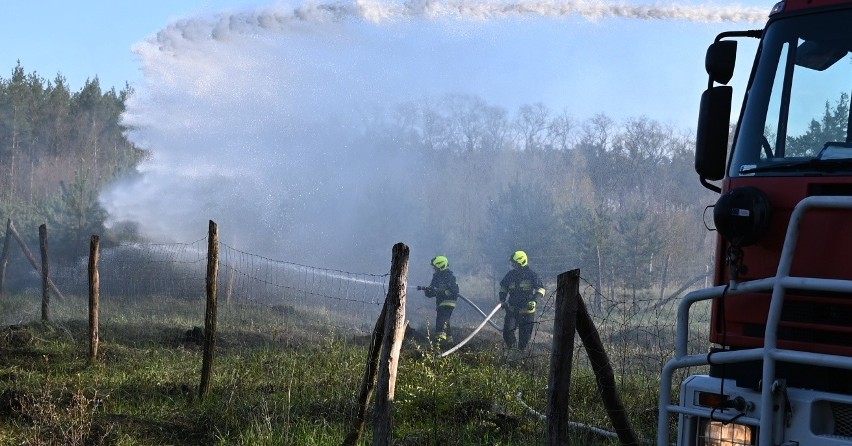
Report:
0,291,692,445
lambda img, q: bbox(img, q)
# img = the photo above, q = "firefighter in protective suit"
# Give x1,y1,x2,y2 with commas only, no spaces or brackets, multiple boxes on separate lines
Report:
499,250,545,351
419,256,459,342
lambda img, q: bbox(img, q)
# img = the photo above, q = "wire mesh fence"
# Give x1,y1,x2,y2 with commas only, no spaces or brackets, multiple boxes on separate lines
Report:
458,272,712,443
1,231,713,444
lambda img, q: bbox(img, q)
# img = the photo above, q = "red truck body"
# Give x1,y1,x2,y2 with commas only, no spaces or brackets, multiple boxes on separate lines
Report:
659,0,852,444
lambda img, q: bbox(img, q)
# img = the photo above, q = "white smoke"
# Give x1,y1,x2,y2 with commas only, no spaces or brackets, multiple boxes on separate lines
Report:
105,0,765,273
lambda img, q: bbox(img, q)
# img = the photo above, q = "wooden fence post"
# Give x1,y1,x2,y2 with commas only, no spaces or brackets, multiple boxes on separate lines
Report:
547,269,580,445
89,235,100,361
342,300,388,446
199,220,219,400
0,218,12,299
576,294,640,445
7,220,65,301
372,242,408,446
39,224,50,322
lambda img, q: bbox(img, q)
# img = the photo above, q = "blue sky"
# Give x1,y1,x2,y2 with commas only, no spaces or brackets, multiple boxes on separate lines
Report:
1,1,269,92
2,0,774,129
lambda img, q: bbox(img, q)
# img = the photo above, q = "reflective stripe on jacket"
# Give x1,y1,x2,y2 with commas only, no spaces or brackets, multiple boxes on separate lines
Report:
499,266,545,312
425,269,459,308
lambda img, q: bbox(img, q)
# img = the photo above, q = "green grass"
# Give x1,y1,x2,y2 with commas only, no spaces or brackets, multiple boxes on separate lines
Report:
0,293,668,445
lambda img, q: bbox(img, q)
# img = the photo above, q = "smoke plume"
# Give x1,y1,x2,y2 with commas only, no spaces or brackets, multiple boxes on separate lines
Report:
104,0,764,276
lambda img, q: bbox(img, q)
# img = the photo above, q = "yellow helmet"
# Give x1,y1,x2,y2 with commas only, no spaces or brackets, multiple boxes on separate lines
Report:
511,250,528,267
431,255,449,271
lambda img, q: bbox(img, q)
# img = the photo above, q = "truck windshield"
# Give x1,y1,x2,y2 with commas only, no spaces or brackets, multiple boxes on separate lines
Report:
730,10,852,177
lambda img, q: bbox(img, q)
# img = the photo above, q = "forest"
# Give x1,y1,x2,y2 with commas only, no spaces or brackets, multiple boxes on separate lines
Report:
325,96,719,308
0,63,145,265
0,61,715,306
5,62,846,308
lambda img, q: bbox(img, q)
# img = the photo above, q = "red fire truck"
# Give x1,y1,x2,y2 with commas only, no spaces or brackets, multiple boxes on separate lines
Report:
658,0,852,445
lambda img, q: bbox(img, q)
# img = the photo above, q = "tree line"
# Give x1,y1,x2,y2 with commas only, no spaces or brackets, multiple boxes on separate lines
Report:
0,64,724,307
0,63,145,274
364,92,850,307
338,95,718,309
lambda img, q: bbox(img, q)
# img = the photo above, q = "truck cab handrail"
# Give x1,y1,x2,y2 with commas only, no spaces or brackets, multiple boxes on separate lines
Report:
658,195,852,446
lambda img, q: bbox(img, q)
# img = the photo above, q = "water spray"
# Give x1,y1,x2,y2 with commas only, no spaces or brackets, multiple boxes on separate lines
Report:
109,0,768,268
151,0,768,51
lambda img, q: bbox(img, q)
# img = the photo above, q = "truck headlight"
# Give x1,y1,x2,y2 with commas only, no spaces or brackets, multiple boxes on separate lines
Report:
699,419,755,445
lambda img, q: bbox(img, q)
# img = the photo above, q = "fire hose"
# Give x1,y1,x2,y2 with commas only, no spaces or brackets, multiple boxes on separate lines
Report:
416,287,501,331
458,294,502,331
515,392,625,442
416,286,502,357
439,303,502,358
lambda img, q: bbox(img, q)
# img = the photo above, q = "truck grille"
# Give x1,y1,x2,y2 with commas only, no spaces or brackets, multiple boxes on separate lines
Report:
833,402,852,438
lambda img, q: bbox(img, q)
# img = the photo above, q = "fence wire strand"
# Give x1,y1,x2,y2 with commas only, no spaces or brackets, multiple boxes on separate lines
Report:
3,234,712,444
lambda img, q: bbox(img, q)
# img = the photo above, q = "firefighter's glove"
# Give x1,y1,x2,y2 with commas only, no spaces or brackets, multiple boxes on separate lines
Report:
500,299,508,309
527,301,537,312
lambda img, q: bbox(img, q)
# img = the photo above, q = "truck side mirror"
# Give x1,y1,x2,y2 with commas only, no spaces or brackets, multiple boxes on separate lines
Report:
706,40,737,85
695,86,732,182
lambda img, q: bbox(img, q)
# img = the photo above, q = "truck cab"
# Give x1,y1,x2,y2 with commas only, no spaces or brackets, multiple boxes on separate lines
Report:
659,1,852,445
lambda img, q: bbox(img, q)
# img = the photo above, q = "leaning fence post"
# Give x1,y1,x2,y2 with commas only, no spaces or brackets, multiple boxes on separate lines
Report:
8,220,65,301
372,242,408,446
89,235,100,361
0,218,12,299
577,293,640,445
547,269,580,445
199,220,219,400
342,299,388,446
39,224,50,322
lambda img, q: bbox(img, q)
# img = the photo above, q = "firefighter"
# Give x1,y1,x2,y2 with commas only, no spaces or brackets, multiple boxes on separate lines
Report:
418,255,459,343
499,250,545,351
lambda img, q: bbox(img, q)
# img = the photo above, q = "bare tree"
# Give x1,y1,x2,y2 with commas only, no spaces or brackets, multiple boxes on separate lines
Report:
514,103,550,151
